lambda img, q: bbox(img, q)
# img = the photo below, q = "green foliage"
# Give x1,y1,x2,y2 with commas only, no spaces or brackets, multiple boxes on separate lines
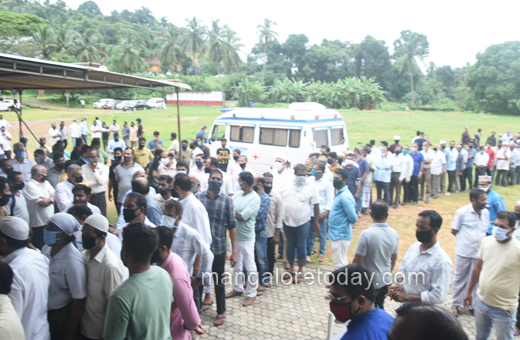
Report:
233,78,267,106
0,11,45,38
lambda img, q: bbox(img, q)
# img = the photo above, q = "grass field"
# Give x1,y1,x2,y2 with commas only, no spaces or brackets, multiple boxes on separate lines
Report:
9,104,520,267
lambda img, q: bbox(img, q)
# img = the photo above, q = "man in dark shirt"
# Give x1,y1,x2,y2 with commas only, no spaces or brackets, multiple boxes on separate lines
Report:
486,131,497,146
197,137,210,159
216,139,231,172
136,118,144,138
389,135,400,154
415,132,428,152
147,148,162,190
461,126,470,145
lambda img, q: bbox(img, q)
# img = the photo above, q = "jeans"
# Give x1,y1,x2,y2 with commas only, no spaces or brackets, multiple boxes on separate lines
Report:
307,217,327,256
212,252,227,315
82,134,88,144
410,175,419,202
254,230,268,286
447,170,456,192
375,180,390,204
475,167,487,187
284,221,310,268
389,172,401,205
475,295,516,340
278,232,284,257
71,137,77,148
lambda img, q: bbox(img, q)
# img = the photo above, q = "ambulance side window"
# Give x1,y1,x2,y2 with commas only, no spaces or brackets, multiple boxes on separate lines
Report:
230,125,254,143
289,130,301,148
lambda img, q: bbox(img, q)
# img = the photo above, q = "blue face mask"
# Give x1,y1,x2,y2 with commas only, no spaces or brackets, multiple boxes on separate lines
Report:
411,147,418,153
197,141,202,146
35,157,42,164
44,229,60,246
195,160,203,167
15,151,25,158
492,226,511,242
177,170,186,174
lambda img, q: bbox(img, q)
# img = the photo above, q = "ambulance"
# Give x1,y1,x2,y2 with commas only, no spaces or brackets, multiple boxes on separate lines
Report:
207,102,349,173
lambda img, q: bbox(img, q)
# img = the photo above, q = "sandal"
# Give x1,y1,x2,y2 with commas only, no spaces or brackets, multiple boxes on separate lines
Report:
318,255,324,262
214,315,226,326
257,287,266,296
282,272,294,280
200,301,213,312
293,274,303,284
451,306,459,317
514,327,520,336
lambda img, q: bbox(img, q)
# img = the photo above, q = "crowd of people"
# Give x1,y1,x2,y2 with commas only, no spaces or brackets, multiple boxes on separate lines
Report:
0,118,519,340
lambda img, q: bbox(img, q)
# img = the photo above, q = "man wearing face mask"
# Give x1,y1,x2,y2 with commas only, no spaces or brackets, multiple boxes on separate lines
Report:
190,140,203,168
0,159,12,178
55,164,85,212
43,213,86,340
48,123,62,147
478,176,505,237
175,160,188,174
47,153,65,188
463,210,520,340
329,264,394,340
12,143,35,183
82,148,109,216
360,147,375,213
106,132,126,161
342,153,362,209
154,175,175,212
133,137,153,169
389,210,452,305
419,141,434,202
158,151,177,177
408,142,424,205
34,149,53,170
216,138,230,172
227,149,242,181
399,145,414,205
189,174,201,194
450,189,490,315
251,174,271,296
0,126,12,160
200,157,234,196
270,154,293,194
195,170,237,322
232,155,256,193
115,148,144,215
180,140,192,164
328,168,357,269
327,152,342,173
147,148,163,191
474,145,490,187
24,165,54,250
190,153,206,183
495,142,511,187
5,171,29,221
430,144,446,199
0,216,51,340
116,192,156,240
81,214,124,340
196,137,210,159
446,140,459,193
108,148,123,213
374,145,392,205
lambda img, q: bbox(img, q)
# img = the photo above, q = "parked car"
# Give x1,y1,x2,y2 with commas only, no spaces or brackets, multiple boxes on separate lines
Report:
116,100,130,110
103,100,121,109
0,99,21,111
93,98,114,109
122,100,148,111
146,98,167,110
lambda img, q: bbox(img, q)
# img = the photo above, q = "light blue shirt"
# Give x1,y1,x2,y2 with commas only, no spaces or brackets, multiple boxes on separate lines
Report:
446,149,458,171
328,186,358,241
80,122,89,135
106,139,126,159
485,190,506,234
374,156,393,183
233,191,261,241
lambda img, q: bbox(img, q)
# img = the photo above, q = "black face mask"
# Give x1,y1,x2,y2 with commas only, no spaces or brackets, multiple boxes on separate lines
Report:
204,167,212,174
515,213,520,221
0,194,9,206
170,188,178,198
450,146,454,150
264,186,272,194
115,156,122,163
150,249,161,264
139,144,145,149
15,182,24,191
239,163,246,170
327,159,334,165
416,229,434,243
159,189,170,197
4,167,13,175
208,180,221,194
333,179,343,189
433,148,438,151
233,156,239,161
253,185,259,192
395,151,401,155
40,175,48,183
82,236,98,250
74,176,83,183
123,208,138,223
56,162,65,170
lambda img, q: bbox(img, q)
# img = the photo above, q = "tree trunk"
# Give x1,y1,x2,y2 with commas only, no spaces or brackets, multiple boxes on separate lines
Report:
410,71,415,106
193,53,200,91
217,64,225,107
262,38,267,83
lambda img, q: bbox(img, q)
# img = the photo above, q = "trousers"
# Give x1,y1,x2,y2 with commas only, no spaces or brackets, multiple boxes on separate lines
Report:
495,169,509,187
375,181,390,204
389,172,401,205
233,240,258,298
420,167,432,199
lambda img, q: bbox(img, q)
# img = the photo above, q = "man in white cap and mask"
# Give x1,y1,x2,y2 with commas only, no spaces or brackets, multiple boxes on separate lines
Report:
0,216,50,340
389,135,401,154
43,213,86,340
81,214,124,340
270,154,293,193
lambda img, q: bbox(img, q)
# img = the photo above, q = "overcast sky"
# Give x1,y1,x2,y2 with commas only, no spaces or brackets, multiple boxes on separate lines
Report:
62,0,519,68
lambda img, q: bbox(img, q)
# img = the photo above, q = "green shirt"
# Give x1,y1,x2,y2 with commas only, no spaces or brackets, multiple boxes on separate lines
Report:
232,190,261,241
103,266,173,340
99,149,109,164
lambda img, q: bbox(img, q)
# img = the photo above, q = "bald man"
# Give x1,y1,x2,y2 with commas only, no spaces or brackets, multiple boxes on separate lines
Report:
189,174,201,194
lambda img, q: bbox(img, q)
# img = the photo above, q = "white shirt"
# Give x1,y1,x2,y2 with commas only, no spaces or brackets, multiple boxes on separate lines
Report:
280,180,319,227
452,203,490,259
420,149,435,170
496,147,512,170
179,193,212,245
307,176,334,215
1,247,50,340
0,131,12,151
4,191,29,222
12,158,36,183
200,170,234,196
55,180,75,212
0,295,26,340
118,216,156,241
474,151,490,167
81,245,124,339
170,222,214,278
399,154,414,181
430,150,447,175
392,153,405,173
68,122,79,138
81,163,109,194
24,179,55,227
270,168,294,193
157,162,177,177
190,147,203,168
48,128,61,146
232,165,257,193
91,124,101,139
168,139,179,153
0,119,12,129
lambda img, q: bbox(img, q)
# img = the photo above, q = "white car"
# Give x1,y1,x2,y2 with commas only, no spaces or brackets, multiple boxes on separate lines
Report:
93,98,114,109
0,99,20,111
116,100,130,110
146,98,167,110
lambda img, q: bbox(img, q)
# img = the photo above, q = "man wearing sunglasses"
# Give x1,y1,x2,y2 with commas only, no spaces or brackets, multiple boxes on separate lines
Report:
328,263,394,339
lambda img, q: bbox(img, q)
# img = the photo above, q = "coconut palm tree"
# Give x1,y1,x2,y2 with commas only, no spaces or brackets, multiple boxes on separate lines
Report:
257,19,278,83
159,24,185,75
224,29,243,87
33,24,56,59
114,31,146,74
54,24,79,54
75,28,105,63
182,17,206,90
202,20,232,94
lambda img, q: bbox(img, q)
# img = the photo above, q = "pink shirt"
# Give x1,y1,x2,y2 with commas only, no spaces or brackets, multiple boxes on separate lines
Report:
160,251,200,340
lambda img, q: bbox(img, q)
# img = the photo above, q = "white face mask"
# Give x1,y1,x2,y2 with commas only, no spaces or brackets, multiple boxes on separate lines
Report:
345,160,354,166
161,158,170,165
161,215,178,228
294,176,306,187
274,161,283,172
